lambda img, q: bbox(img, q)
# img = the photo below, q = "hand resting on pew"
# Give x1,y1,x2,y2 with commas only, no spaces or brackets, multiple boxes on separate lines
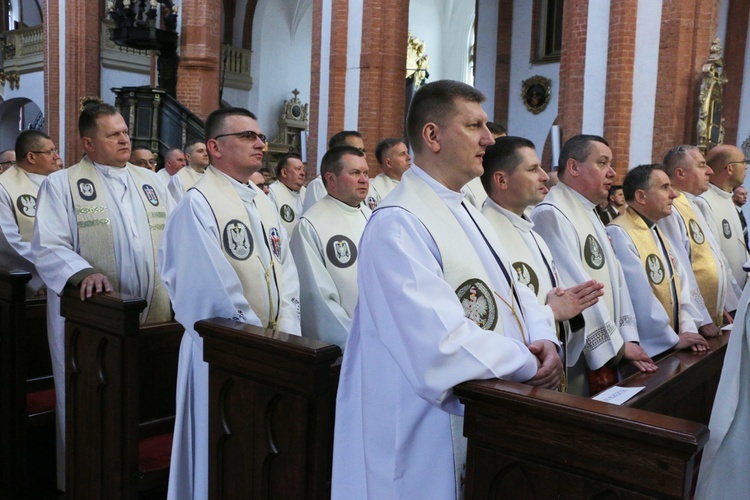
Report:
525,339,563,390
78,272,112,300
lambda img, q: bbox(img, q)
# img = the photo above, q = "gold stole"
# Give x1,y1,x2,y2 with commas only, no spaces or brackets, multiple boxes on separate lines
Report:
176,166,202,192
67,157,171,323
193,166,283,330
672,191,721,323
610,208,681,330
0,166,39,240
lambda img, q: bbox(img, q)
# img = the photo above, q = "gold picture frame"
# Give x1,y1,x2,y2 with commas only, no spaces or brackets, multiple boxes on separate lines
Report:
521,75,552,114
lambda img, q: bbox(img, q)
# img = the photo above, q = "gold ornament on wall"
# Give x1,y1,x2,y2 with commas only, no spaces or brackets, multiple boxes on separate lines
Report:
521,75,552,114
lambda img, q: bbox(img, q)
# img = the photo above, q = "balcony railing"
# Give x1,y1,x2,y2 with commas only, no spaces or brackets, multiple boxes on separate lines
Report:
1,25,43,74
221,44,253,91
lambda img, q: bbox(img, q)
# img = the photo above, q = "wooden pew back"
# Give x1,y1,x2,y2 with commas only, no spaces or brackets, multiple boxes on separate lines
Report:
61,287,182,499
195,318,341,500
0,269,53,497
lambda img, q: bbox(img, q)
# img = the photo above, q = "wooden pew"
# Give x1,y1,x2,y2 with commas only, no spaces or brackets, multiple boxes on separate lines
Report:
454,333,729,499
0,269,54,497
196,317,727,499
195,318,341,500
61,287,183,499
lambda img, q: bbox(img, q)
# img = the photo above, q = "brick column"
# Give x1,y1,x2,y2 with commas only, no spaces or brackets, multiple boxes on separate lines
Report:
308,0,323,178
64,0,102,164
44,0,60,152
327,0,349,140
557,0,589,143
493,0,513,127
721,0,749,144
358,0,409,175
177,0,221,120
603,0,638,179
652,0,719,160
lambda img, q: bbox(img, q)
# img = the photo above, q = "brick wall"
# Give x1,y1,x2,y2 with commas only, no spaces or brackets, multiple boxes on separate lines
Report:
176,0,221,121
720,0,749,144
308,0,323,178
603,0,638,179
358,0,409,176
64,0,102,164
44,0,59,158
652,0,719,161
327,0,349,141
493,0,513,128
558,0,589,143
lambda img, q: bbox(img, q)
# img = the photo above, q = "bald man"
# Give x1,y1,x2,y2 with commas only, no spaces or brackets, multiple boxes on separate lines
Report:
701,144,750,289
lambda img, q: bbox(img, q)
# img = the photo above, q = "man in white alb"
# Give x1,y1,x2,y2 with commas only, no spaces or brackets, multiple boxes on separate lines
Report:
607,164,709,357
701,144,750,290
156,147,186,183
332,80,561,499
0,149,16,174
291,145,371,349
160,107,301,500
268,153,306,235
368,137,411,206
657,145,737,333
302,130,365,212
168,140,209,200
480,136,605,393
0,130,60,295
32,103,173,490
531,134,656,396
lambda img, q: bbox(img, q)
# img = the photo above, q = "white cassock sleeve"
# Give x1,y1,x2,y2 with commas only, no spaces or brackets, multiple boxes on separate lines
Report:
167,174,184,203
355,208,540,415
302,177,327,213
607,225,679,356
159,192,264,344
532,205,639,347
32,173,96,294
275,223,302,336
0,185,44,291
290,218,351,348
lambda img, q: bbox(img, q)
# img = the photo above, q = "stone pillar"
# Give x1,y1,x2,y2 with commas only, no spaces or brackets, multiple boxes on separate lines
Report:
177,0,221,121
358,0,409,175
603,0,638,179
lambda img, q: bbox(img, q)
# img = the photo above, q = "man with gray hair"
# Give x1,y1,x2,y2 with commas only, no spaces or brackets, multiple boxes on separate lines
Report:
656,145,738,335
157,147,187,183
0,148,16,174
368,137,412,206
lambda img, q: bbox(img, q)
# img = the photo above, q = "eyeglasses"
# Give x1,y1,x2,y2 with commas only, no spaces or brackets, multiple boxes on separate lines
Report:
0,160,16,166
728,159,750,166
213,130,267,143
134,159,158,166
30,149,59,156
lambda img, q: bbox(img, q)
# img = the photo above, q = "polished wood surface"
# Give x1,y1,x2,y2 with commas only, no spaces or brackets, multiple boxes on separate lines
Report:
0,269,53,497
62,287,182,499
196,318,342,500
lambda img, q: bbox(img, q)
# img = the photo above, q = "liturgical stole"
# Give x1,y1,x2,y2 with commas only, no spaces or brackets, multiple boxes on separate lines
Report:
193,166,283,331
67,157,171,323
610,208,681,331
672,190,722,324
0,165,39,241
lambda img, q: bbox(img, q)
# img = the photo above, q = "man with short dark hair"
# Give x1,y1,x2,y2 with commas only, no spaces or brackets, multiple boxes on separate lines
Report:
0,148,16,173
369,137,411,205
701,144,750,289
332,80,560,498
268,153,306,235
303,130,365,211
657,145,737,334
291,145,371,348
480,136,605,394
0,130,60,295
732,185,748,249
168,140,209,200
32,103,173,491
607,164,709,357
130,146,157,171
160,107,300,500
531,134,656,396
596,184,623,224
157,147,186,182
